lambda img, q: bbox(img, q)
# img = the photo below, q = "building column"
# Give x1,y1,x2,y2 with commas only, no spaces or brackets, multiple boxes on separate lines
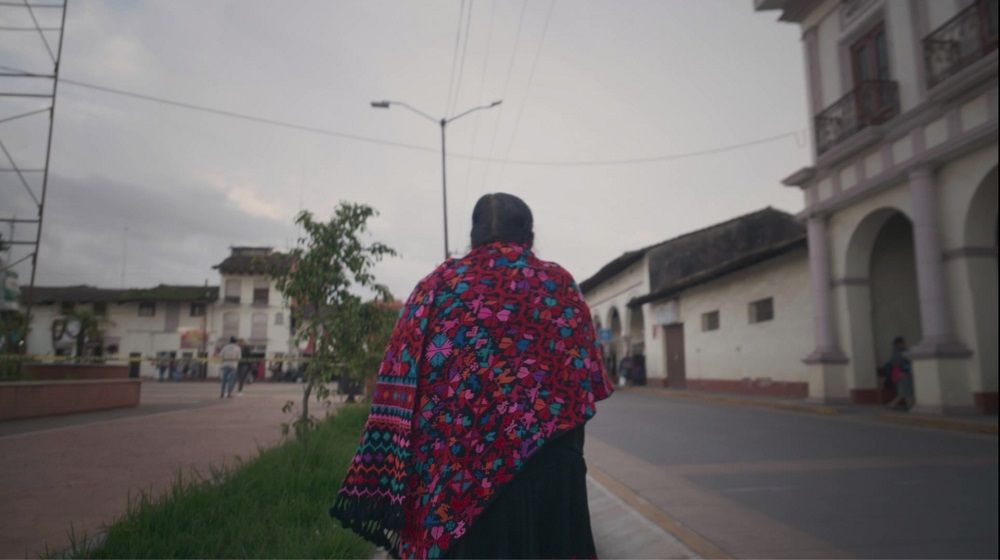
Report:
803,214,849,403
805,215,847,362
907,166,973,413
908,167,968,354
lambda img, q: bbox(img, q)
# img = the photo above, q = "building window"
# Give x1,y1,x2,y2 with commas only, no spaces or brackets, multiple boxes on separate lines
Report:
92,302,107,316
253,278,270,305
222,311,239,339
60,301,75,314
749,298,774,324
190,303,206,317
851,22,889,85
701,311,720,332
224,278,241,304
251,312,268,340
275,312,284,326
139,302,156,317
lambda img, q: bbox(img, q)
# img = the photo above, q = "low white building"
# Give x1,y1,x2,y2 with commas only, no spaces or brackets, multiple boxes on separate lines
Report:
582,208,815,398
20,247,296,379
756,0,997,414
22,284,219,378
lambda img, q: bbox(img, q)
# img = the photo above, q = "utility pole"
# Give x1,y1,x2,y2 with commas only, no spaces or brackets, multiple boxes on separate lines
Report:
370,99,502,260
0,1,69,360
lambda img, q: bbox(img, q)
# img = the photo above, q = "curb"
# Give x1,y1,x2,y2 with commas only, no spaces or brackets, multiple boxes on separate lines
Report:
877,414,998,435
631,387,840,416
588,465,731,560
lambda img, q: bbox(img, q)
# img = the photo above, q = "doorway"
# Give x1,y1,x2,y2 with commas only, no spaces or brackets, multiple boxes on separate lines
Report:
663,323,686,388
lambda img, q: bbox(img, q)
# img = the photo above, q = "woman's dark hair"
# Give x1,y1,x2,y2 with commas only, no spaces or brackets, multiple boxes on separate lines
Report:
470,193,534,248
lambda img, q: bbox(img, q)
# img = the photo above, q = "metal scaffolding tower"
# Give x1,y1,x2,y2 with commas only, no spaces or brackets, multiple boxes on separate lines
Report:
0,1,68,353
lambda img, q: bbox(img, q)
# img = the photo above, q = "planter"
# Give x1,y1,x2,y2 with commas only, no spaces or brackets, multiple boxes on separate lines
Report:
23,363,130,381
0,379,141,421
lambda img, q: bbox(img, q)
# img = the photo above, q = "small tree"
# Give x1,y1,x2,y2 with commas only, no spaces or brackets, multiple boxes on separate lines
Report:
66,309,108,361
331,297,399,402
271,202,396,440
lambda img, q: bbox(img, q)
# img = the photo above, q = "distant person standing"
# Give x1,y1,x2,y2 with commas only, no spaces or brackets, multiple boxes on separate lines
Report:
219,337,242,399
156,356,168,382
632,353,647,386
885,336,914,411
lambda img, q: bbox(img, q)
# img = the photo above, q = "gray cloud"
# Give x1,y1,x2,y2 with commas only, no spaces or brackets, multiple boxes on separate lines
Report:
3,0,810,302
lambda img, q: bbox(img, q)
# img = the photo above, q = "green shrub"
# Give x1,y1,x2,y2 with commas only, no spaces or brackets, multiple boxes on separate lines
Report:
69,405,373,559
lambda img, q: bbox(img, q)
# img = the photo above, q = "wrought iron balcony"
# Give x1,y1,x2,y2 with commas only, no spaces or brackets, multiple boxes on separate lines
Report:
814,80,899,155
924,0,998,89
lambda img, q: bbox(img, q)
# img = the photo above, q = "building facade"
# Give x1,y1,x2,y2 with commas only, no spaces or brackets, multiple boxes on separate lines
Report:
582,208,815,397
757,0,997,413
20,247,296,379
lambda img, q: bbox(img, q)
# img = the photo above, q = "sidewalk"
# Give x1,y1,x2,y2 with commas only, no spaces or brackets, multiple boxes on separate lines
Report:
630,386,998,435
587,472,699,559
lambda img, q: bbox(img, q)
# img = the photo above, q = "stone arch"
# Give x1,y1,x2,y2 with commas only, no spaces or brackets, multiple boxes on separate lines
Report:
607,306,624,381
963,165,998,248
626,305,645,356
961,164,998,399
843,206,912,278
842,207,923,394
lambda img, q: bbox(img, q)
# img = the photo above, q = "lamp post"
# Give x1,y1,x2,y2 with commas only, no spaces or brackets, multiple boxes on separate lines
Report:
370,99,502,260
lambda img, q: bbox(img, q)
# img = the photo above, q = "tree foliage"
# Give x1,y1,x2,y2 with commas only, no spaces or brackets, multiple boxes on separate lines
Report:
271,202,396,440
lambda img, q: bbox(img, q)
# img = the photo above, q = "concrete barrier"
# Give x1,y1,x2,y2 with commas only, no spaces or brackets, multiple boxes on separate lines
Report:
0,379,141,421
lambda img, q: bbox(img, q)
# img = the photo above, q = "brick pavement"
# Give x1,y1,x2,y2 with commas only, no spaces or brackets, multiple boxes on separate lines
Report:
0,382,310,558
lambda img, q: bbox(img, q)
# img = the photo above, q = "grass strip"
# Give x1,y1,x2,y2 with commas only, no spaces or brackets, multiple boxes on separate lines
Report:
68,404,374,559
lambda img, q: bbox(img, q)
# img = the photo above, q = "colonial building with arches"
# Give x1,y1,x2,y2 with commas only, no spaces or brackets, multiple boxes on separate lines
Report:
757,0,997,414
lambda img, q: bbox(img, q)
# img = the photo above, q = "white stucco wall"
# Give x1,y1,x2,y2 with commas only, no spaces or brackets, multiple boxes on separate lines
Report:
677,248,813,385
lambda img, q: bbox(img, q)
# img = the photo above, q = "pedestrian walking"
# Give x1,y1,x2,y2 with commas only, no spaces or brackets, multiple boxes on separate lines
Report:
619,354,633,388
236,339,251,395
219,337,241,399
329,193,614,559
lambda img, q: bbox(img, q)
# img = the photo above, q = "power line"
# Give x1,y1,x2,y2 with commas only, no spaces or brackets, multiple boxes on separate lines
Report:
444,0,467,117
481,0,529,186
460,0,497,198
57,76,440,155
449,0,476,117
1,65,804,167
495,0,556,187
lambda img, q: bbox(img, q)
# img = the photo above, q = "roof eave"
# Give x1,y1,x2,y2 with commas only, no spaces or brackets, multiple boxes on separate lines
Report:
629,237,807,308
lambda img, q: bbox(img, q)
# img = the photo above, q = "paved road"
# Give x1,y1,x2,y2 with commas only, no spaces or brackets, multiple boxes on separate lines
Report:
0,381,310,558
585,390,998,559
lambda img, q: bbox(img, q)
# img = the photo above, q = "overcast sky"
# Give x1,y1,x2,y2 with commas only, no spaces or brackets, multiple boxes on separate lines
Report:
1,0,809,301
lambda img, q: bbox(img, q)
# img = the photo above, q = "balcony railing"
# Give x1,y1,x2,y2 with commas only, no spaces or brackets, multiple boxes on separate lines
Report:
924,0,998,89
814,80,899,155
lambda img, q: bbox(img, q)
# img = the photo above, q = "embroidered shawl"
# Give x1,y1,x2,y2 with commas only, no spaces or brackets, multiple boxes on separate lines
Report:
330,242,613,558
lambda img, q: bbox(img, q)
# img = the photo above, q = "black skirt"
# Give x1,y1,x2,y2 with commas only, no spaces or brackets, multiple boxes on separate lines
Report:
443,424,597,559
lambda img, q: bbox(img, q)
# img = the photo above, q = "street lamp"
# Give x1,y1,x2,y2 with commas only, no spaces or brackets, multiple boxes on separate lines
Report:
370,99,503,260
